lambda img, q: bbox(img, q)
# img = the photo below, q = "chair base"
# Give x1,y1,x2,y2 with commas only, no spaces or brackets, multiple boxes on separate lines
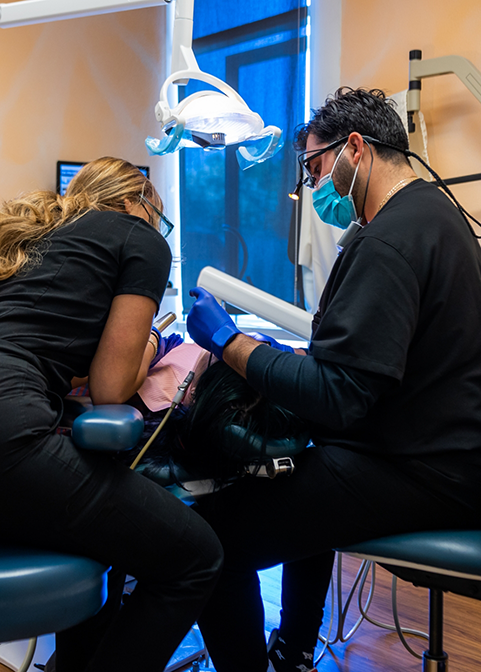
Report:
423,651,448,672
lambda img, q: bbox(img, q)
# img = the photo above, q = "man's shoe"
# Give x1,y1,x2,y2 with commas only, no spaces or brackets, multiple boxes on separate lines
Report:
267,629,317,672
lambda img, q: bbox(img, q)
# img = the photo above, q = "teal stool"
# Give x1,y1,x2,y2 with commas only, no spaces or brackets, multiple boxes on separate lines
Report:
0,549,108,671
0,549,108,643
0,404,143,672
338,530,481,671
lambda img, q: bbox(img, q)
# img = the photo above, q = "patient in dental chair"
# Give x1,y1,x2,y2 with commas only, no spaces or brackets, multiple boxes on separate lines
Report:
69,340,310,486
125,342,310,486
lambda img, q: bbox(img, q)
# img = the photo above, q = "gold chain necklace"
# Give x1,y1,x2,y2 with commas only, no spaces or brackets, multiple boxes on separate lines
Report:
378,177,418,212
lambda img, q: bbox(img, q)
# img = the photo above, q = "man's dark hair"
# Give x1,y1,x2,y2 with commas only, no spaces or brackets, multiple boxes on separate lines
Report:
294,87,410,164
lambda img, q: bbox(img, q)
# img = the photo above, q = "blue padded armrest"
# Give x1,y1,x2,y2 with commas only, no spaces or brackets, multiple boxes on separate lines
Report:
338,530,481,579
72,404,144,452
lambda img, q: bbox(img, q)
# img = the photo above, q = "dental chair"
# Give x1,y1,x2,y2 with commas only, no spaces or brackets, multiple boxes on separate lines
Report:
69,405,481,672
134,423,310,503
338,531,481,671
0,404,142,672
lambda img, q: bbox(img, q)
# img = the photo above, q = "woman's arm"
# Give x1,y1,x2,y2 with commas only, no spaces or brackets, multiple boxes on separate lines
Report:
88,294,158,405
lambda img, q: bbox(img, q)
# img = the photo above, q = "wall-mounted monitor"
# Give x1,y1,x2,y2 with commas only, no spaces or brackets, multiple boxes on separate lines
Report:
56,161,150,196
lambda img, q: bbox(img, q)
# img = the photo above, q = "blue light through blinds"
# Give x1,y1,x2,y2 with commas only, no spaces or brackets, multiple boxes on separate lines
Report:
193,0,307,39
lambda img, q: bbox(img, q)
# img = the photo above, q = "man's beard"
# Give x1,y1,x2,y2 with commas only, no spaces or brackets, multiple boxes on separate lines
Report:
333,154,363,214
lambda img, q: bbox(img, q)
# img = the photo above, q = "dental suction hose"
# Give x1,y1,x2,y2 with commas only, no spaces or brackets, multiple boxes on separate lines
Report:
130,371,195,470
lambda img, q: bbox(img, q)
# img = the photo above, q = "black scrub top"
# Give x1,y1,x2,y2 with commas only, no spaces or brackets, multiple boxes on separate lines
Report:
247,180,481,456
0,210,171,395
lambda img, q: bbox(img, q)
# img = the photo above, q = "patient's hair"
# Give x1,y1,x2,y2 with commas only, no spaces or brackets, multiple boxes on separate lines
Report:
294,87,410,165
0,157,162,281
130,360,308,484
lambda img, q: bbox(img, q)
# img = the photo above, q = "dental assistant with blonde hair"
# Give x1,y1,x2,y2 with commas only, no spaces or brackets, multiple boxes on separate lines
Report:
0,157,222,672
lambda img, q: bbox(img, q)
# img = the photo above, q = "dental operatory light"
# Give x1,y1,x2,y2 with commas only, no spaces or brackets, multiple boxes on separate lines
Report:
145,0,284,169
0,0,283,169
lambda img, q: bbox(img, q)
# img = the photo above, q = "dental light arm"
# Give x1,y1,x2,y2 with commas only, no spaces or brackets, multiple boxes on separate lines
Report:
197,267,312,341
170,0,196,82
407,50,481,132
0,0,168,28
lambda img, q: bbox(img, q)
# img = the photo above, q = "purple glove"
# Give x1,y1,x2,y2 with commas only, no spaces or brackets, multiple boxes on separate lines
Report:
187,287,241,360
246,331,295,353
149,329,184,369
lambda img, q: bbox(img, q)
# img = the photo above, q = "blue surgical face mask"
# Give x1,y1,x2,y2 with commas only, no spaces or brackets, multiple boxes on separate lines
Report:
312,143,361,230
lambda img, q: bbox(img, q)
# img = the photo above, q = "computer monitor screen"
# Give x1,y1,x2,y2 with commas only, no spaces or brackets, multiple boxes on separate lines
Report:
56,161,150,196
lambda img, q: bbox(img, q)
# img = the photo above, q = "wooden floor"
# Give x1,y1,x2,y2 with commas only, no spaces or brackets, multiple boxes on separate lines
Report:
260,554,481,672
2,554,480,672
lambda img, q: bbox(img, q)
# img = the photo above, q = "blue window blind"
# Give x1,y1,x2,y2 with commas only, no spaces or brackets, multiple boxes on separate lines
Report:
180,1,307,312
193,0,306,39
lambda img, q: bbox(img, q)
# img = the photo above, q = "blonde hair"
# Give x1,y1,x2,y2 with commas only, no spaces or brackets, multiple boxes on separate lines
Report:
0,157,162,281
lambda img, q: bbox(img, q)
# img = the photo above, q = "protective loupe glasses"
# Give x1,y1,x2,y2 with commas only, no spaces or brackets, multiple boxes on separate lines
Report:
289,136,349,200
140,194,174,239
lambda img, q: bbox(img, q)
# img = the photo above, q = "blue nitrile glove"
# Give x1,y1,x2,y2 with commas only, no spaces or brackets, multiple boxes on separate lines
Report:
246,331,295,353
163,332,184,355
149,329,184,369
187,287,241,360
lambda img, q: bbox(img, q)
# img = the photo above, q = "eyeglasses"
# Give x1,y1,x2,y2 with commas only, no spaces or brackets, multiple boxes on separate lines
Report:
289,136,349,200
139,193,174,239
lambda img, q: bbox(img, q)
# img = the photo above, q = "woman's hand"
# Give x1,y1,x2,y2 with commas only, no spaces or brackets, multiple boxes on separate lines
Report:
149,330,184,369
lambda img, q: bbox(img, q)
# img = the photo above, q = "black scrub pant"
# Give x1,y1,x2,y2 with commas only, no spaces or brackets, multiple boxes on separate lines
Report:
194,441,481,672
0,353,223,672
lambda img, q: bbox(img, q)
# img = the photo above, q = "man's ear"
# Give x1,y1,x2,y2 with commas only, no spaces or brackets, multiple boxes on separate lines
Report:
123,198,133,213
348,132,365,164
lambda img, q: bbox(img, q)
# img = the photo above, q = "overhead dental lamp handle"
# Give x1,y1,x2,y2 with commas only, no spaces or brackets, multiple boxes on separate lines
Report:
155,70,251,126
157,69,248,117
197,267,312,341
